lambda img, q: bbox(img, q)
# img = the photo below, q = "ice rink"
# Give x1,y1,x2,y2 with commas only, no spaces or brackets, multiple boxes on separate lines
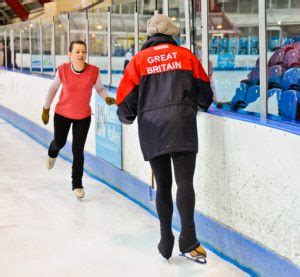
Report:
0,118,248,277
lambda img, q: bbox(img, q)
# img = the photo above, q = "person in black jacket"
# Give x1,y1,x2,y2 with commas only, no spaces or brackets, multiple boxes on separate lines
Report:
116,14,213,261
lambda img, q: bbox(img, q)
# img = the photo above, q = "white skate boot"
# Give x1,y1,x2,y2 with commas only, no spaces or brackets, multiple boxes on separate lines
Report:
47,157,56,169
74,188,85,199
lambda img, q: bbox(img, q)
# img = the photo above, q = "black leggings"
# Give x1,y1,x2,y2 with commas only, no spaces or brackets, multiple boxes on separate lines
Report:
48,113,91,190
149,152,199,253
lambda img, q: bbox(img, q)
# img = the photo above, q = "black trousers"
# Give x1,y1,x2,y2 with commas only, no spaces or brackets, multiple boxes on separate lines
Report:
48,113,91,190
149,152,200,253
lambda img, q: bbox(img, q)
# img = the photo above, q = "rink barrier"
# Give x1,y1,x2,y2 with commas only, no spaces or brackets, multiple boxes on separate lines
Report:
208,105,300,135
19,67,259,73
1,104,300,277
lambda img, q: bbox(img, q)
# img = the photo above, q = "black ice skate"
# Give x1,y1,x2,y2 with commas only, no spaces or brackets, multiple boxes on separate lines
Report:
180,244,207,264
158,234,175,260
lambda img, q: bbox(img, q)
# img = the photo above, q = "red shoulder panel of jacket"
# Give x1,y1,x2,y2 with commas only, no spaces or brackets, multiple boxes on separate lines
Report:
116,57,140,105
116,43,210,105
137,43,210,82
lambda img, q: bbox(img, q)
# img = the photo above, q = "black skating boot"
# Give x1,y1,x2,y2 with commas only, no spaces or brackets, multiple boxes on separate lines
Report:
158,234,175,260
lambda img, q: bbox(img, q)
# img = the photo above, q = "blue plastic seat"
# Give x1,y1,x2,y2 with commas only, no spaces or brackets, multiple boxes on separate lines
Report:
250,37,259,55
294,36,300,43
228,37,237,54
282,37,294,47
269,88,283,114
218,37,228,54
243,86,278,109
274,89,283,104
268,37,280,51
281,67,300,91
238,37,248,54
210,37,219,54
245,85,260,104
267,88,282,115
231,82,249,108
268,88,282,99
268,65,286,88
278,90,300,120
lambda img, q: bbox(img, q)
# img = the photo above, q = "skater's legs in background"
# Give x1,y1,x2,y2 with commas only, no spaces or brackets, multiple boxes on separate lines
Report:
71,116,91,190
48,113,72,158
149,154,175,259
171,152,200,253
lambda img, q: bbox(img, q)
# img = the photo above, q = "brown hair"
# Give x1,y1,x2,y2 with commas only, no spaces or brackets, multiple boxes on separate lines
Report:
69,40,87,52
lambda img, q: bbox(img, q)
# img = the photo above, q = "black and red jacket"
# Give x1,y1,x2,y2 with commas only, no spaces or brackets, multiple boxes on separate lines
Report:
116,35,213,161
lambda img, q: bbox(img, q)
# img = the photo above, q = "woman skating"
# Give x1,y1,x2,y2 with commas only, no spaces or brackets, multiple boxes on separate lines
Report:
116,15,213,262
41,40,115,199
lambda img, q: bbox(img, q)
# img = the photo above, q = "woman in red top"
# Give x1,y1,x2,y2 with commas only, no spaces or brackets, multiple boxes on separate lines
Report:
41,40,115,199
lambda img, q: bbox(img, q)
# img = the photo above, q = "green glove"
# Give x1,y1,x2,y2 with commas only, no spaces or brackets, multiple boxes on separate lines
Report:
105,96,116,105
42,107,50,125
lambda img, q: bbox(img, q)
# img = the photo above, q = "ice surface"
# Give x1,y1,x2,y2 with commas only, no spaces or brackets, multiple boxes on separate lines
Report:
0,119,248,277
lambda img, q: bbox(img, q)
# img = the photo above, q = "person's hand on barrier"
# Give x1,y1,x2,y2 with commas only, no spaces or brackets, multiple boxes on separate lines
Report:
105,96,116,105
41,107,50,125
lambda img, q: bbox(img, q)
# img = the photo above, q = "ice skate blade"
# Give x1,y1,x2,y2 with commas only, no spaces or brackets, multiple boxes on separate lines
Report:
179,253,207,264
46,157,56,170
160,257,170,263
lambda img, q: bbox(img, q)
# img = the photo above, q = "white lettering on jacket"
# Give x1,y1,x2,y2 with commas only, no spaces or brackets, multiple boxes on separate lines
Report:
146,52,181,74
146,61,182,74
147,52,178,64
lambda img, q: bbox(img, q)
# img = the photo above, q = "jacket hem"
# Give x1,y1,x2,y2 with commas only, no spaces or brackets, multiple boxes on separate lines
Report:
144,147,198,161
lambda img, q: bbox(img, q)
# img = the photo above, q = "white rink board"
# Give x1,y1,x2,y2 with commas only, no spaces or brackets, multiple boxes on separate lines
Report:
195,113,300,265
122,121,152,184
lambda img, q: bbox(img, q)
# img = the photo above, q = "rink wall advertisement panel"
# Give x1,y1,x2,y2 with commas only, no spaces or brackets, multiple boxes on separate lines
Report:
95,91,122,169
0,69,299,276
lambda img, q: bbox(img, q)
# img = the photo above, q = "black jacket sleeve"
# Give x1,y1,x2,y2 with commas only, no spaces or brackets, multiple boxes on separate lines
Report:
117,86,139,124
196,79,214,110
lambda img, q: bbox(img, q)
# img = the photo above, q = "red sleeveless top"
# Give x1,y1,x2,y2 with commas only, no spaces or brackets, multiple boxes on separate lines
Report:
55,62,99,120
